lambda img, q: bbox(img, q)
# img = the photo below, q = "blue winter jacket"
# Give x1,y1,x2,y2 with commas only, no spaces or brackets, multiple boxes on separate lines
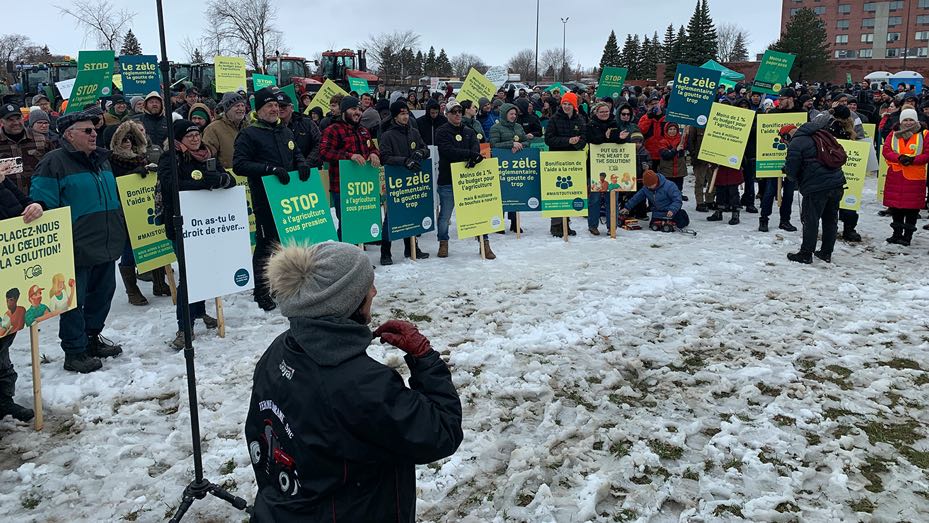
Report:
479,111,500,137
30,140,126,267
624,173,682,219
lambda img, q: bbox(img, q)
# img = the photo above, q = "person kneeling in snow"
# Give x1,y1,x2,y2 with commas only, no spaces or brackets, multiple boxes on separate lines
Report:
245,242,463,522
620,169,689,231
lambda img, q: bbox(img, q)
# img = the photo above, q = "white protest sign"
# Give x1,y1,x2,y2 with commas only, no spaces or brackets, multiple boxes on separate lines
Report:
485,66,508,88
180,186,254,302
56,78,76,100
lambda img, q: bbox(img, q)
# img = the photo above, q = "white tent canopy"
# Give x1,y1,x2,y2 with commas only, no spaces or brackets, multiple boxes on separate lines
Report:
864,71,892,80
890,70,924,79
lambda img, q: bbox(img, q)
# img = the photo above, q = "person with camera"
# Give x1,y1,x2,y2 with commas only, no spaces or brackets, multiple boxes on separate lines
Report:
435,100,494,259
31,111,127,373
159,120,237,349
245,241,462,522
0,103,51,194
233,87,311,312
378,100,430,265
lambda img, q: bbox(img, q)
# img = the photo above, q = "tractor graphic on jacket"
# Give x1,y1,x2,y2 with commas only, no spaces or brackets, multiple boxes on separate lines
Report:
248,419,300,496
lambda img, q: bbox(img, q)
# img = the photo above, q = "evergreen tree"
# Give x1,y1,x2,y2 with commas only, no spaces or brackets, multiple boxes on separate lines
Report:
731,32,749,62
415,50,424,77
620,34,640,79
435,48,453,76
192,48,205,64
666,25,688,81
39,45,53,62
641,32,662,80
771,7,829,81
599,30,622,70
120,29,142,55
683,0,718,65
662,24,676,63
424,46,436,76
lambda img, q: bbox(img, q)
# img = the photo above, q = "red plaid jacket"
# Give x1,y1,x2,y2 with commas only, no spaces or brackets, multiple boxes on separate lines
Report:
319,118,380,193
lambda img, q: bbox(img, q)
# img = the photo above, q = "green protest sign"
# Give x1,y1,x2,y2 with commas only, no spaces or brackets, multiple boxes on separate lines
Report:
65,50,114,114
546,82,564,94
280,84,297,107
595,67,628,99
252,73,277,90
262,171,338,246
348,77,370,95
752,50,795,95
338,161,382,244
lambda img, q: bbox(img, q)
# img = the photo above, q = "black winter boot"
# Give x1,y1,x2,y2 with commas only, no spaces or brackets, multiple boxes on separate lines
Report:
787,251,812,264
759,217,769,232
63,353,102,373
728,210,740,225
887,221,905,244
0,400,34,422
779,221,798,232
707,210,724,222
842,228,862,242
87,334,122,358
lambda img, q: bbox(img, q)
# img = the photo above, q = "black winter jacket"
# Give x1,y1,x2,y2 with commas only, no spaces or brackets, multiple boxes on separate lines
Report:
133,111,169,146
784,114,847,196
157,146,234,240
0,178,32,220
545,108,587,151
233,119,307,222
416,114,448,147
514,99,543,137
379,119,429,167
245,316,462,522
288,112,322,168
435,122,480,185
586,115,623,145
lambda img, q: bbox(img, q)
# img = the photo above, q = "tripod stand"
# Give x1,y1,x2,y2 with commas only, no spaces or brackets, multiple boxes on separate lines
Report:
153,1,249,520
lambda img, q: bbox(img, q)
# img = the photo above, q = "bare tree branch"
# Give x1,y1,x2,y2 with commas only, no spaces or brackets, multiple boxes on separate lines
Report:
359,31,420,84
204,0,284,71
507,49,535,80
450,53,487,78
717,23,749,62
55,0,135,51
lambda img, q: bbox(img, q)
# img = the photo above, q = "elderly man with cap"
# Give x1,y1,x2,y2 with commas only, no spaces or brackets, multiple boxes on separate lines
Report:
0,102,51,194
30,110,128,372
781,113,847,264
245,241,462,522
173,87,200,119
132,91,169,147
31,93,59,128
129,95,145,115
279,91,321,169
203,92,248,169
234,87,311,312
319,94,381,236
378,99,430,265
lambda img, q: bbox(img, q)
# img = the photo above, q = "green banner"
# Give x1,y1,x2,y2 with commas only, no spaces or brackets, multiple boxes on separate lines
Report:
338,161,382,244
348,77,370,95
65,50,115,114
115,172,177,273
252,73,277,90
545,82,564,94
262,171,338,246
752,50,795,95
595,67,628,99
280,84,298,107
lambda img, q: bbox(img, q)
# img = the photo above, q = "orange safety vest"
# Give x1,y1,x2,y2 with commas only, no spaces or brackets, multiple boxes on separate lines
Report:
891,130,928,181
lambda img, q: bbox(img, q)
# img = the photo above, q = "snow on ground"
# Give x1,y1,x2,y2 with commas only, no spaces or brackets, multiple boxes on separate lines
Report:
1,177,928,523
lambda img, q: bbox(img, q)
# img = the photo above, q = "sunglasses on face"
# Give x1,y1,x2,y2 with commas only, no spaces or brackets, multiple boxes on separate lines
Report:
71,127,96,135
448,109,462,114
620,112,631,117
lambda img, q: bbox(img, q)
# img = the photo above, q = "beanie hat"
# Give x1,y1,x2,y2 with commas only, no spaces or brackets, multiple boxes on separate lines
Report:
28,108,49,127
561,92,579,110
267,242,375,319
900,107,919,122
31,94,50,105
190,107,210,121
832,104,851,120
629,131,645,142
219,92,245,111
253,87,279,111
589,101,609,116
129,96,144,108
173,119,200,138
778,124,797,137
277,91,293,107
492,98,503,108
643,169,659,187
478,97,490,108
389,100,408,118
340,95,360,113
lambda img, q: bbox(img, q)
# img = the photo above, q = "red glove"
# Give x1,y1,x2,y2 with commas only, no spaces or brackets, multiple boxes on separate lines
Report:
373,320,432,358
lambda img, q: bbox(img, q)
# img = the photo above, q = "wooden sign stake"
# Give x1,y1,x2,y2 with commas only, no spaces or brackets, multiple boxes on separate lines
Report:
29,325,43,431
515,213,521,239
411,237,417,261
215,297,226,338
164,264,178,305
562,217,569,242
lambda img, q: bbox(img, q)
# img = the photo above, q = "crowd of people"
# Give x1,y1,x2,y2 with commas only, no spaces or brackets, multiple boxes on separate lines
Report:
1,68,928,520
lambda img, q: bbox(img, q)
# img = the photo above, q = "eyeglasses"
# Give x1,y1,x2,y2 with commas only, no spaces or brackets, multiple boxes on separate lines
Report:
71,127,97,135
447,109,462,114
620,112,631,117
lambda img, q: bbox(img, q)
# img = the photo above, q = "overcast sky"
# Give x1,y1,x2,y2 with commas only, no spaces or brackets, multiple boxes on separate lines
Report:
14,0,781,68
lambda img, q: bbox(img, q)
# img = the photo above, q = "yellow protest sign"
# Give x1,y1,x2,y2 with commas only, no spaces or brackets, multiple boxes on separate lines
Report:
112,73,123,91
304,79,349,116
861,123,876,142
115,173,177,273
590,143,637,192
456,68,496,104
450,158,505,238
837,139,870,211
540,151,588,217
698,103,755,168
877,152,888,203
230,170,257,250
214,56,247,93
755,113,807,178
0,208,77,337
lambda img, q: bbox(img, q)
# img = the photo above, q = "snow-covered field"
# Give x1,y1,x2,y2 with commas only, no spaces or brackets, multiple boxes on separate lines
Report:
1,177,928,523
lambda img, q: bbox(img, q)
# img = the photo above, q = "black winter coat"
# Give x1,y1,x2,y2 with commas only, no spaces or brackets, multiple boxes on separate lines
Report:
379,119,429,166
416,113,448,147
586,115,622,145
133,112,168,146
545,108,587,151
0,178,32,219
435,122,479,185
245,316,462,523
288,113,322,168
233,119,307,225
784,114,847,196
157,146,234,240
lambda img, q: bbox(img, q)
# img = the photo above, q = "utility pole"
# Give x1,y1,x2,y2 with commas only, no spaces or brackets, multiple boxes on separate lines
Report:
561,17,569,83
535,0,540,85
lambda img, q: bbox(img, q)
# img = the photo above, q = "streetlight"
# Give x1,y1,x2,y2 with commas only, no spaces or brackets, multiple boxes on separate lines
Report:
534,0,540,85
561,17,569,83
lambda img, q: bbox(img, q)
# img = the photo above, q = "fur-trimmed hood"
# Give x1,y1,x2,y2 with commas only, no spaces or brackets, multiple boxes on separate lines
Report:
110,120,149,160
